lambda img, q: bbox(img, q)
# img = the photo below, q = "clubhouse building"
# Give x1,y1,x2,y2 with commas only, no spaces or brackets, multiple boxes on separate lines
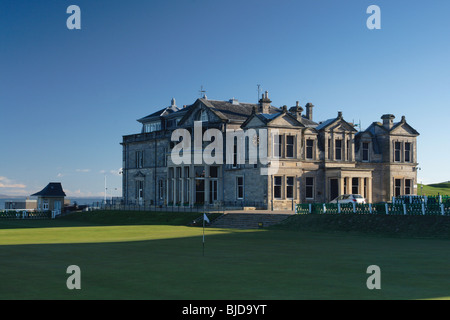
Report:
121,92,419,210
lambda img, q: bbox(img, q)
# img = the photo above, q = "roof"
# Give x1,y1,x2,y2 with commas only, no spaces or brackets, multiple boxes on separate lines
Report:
137,106,179,123
31,183,66,197
315,118,336,131
201,99,280,122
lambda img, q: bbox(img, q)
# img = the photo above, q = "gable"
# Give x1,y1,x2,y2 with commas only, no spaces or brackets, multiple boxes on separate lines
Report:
242,115,266,128
268,113,302,128
316,117,357,133
178,100,223,126
390,122,419,136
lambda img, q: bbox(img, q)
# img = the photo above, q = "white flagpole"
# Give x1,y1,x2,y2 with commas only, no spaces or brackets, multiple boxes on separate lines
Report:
203,210,205,257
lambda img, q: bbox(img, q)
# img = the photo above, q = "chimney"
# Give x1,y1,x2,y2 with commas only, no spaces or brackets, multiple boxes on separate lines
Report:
381,114,395,129
305,103,314,121
289,101,303,121
259,91,271,114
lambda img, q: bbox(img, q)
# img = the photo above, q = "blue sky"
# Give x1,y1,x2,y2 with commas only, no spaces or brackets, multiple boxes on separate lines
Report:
1,0,449,198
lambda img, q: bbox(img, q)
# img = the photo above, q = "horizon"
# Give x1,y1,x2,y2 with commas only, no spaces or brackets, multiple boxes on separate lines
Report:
1,0,449,197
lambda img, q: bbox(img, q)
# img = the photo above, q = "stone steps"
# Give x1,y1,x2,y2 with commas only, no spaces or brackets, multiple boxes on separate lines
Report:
209,213,293,229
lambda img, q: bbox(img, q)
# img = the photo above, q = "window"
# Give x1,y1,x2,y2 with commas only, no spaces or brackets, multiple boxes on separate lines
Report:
395,179,401,197
43,200,49,211
327,138,331,160
286,135,294,158
394,142,401,162
232,144,238,168
144,121,161,133
363,178,368,199
347,139,351,161
274,176,282,199
236,176,244,199
405,143,411,162
306,139,314,160
305,177,314,199
362,142,369,162
136,151,144,168
209,180,218,204
158,180,164,200
352,178,359,194
194,166,205,178
286,176,294,199
273,135,282,158
184,179,190,203
335,140,342,161
405,179,412,195
136,180,144,201
209,166,219,178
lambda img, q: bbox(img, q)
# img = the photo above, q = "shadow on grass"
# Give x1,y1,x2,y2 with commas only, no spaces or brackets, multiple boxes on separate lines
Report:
0,224,449,300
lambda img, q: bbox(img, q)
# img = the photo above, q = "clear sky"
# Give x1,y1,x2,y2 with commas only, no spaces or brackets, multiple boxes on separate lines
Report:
1,0,449,198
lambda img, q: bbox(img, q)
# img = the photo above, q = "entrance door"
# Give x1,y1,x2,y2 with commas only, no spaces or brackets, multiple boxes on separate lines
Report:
330,179,339,201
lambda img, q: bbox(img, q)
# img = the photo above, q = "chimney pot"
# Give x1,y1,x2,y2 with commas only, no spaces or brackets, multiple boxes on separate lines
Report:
305,102,314,121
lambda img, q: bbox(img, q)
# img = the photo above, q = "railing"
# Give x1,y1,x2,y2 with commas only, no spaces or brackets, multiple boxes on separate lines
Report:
0,210,51,219
95,200,267,212
296,202,450,216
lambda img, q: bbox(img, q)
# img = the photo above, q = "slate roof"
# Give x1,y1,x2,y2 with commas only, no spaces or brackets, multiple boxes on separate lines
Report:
137,106,179,123
31,183,66,197
315,118,336,131
201,99,280,122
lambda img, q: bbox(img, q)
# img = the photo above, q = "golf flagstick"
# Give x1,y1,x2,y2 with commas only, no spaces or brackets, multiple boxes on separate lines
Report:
203,211,210,256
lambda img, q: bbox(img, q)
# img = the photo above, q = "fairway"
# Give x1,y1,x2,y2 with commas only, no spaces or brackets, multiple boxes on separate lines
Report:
0,216,449,300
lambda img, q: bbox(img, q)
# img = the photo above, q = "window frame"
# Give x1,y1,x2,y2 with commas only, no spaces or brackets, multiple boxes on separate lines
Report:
236,176,244,200
286,135,295,158
362,142,369,162
274,176,282,199
286,176,294,199
305,177,314,199
305,139,314,160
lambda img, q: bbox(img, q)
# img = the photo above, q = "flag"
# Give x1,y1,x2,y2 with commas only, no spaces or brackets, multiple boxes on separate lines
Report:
203,213,210,223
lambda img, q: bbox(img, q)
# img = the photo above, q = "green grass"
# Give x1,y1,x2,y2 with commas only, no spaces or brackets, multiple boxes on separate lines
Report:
0,211,449,300
418,182,450,196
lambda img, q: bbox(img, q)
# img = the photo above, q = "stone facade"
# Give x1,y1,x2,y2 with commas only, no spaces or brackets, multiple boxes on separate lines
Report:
121,93,419,209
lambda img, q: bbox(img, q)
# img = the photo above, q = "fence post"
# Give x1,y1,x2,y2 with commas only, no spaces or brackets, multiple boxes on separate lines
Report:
352,202,356,213
338,203,341,214
309,203,312,214
422,203,426,215
323,203,326,214
385,203,389,215
369,203,372,214
403,204,407,215
441,204,445,216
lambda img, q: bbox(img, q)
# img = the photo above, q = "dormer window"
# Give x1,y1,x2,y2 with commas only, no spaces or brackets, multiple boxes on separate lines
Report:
362,142,369,162
144,121,161,133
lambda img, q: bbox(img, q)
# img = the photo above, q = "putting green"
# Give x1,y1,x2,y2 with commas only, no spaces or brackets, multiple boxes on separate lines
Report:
0,225,256,245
